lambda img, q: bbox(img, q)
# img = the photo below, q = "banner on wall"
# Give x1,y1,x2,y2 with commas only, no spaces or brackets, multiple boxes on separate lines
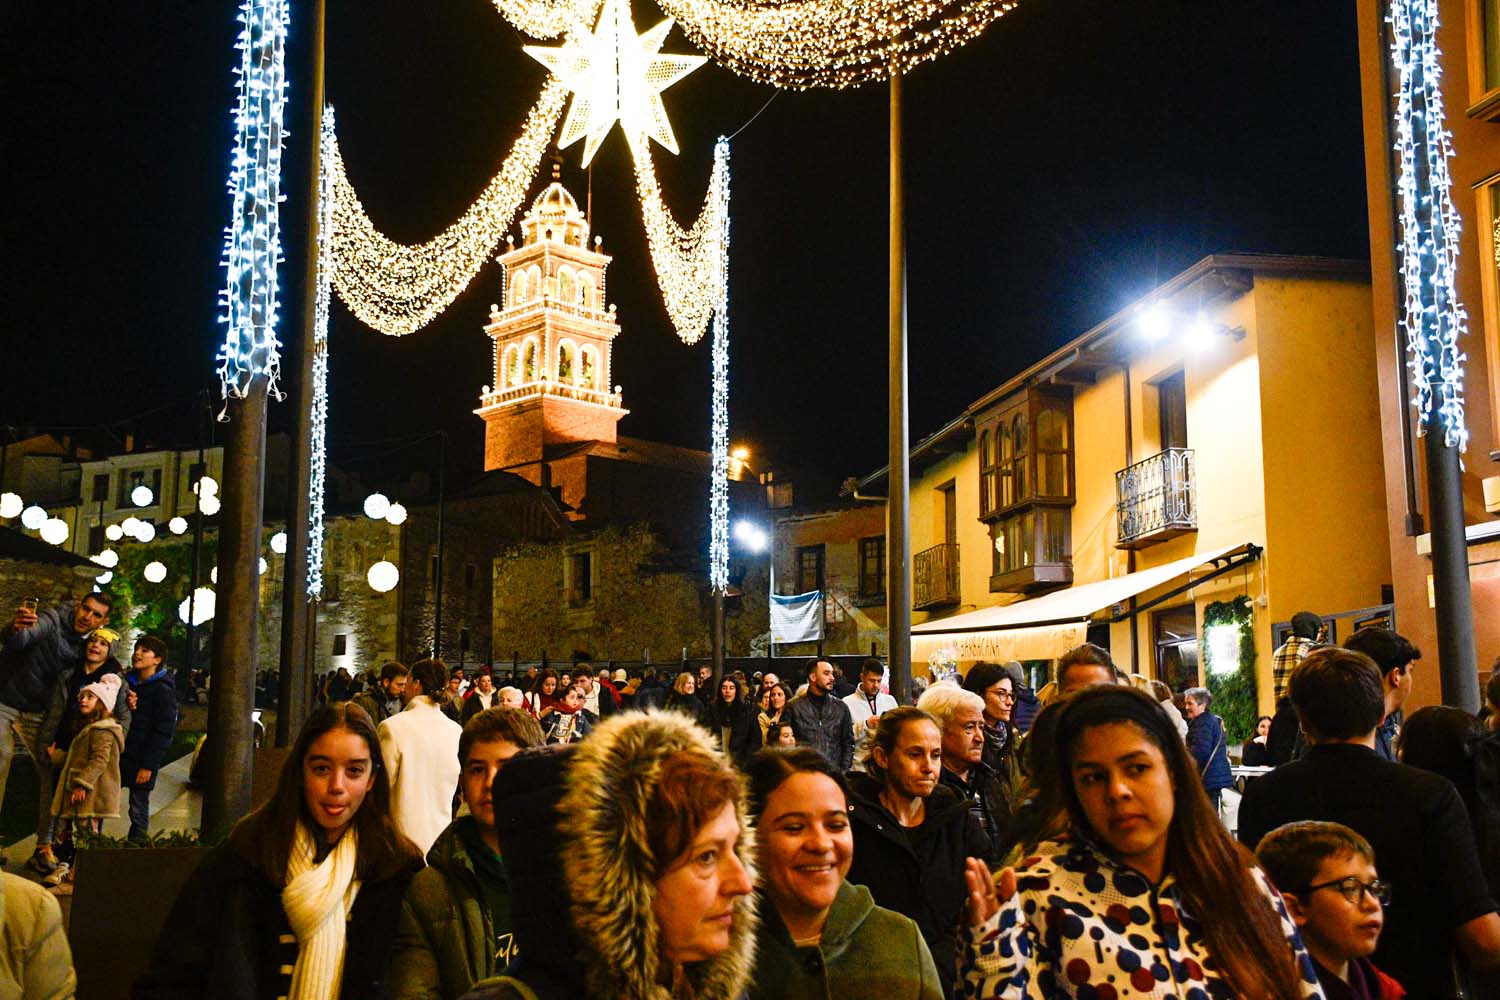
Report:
770,590,823,644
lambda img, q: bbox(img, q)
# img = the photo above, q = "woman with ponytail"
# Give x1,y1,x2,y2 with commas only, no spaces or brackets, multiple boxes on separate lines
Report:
134,703,423,1000
962,685,1324,999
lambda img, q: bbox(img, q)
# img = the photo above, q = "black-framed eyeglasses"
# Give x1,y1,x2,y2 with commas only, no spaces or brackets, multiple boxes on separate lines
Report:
1302,877,1390,906
990,687,1017,702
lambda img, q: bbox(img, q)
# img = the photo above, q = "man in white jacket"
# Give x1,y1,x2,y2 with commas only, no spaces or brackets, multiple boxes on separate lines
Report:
842,657,898,740
377,658,462,855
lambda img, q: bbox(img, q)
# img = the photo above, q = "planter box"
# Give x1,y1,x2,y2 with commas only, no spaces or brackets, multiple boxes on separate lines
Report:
69,846,206,1000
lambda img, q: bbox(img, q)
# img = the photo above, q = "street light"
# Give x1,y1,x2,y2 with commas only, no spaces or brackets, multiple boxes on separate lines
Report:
733,519,768,553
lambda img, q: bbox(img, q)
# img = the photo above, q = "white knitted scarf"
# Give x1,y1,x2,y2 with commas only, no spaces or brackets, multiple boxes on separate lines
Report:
281,824,361,1000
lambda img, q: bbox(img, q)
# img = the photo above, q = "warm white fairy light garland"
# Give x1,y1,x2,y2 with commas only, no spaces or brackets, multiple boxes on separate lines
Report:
325,80,569,336
216,0,289,403
1389,0,1468,451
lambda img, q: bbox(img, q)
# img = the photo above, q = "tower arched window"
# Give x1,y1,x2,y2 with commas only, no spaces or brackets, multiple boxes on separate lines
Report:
1035,407,1070,498
557,340,576,383
997,420,1015,507
526,265,542,302
510,270,528,307
1010,413,1029,503
579,345,598,389
979,430,996,516
577,272,594,309
557,267,576,305
522,338,539,382
502,344,520,387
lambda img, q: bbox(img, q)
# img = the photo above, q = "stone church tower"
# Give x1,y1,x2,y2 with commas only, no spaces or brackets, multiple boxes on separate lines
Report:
475,172,626,485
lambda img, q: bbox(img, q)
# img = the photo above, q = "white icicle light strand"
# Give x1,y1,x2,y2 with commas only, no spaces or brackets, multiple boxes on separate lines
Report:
708,137,730,590
217,0,289,404
1389,0,1468,451
308,104,336,601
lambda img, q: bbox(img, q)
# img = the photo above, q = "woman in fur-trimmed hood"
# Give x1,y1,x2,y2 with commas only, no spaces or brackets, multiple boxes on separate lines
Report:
465,711,758,1000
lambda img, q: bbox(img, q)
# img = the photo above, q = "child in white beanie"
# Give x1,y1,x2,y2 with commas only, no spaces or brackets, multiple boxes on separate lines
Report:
44,674,126,888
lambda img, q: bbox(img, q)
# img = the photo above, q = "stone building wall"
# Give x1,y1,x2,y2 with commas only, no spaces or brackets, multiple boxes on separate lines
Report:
492,523,769,663
0,561,93,618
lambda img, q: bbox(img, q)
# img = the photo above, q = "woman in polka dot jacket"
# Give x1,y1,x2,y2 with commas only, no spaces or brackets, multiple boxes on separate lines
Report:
961,686,1325,1000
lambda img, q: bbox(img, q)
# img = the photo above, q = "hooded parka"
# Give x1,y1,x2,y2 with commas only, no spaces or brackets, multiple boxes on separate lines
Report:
463,711,758,1000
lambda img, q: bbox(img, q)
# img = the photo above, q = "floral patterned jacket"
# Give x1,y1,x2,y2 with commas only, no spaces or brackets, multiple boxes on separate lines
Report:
961,834,1326,999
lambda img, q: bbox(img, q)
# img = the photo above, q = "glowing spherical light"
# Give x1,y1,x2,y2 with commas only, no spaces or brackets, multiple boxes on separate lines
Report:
258,557,269,576
105,524,124,542
733,519,767,554
367,560,400,593
121,517,142,536
199,493,221,516
168,517,188,535
143,561,168,584
178,587,216,626
385,502,407,526
210,566,218,584
363,492,391,520
1136,302,1171,342
134,521,157,543
91,549,119,569
39,518,69,545
0,493,21,519
131,485,154,508
193,476,219,497
270,531,287,554
20,506,46,530
95,571,113,586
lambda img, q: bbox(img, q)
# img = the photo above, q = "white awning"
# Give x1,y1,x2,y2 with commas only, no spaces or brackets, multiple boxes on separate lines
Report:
911,543,1252,664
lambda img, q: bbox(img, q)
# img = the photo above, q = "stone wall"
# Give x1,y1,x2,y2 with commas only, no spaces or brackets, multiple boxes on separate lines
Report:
0,560,94,619
492,523,769,662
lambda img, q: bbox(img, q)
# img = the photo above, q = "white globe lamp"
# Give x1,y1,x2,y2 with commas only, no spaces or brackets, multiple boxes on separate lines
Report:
385,502,408,526
168,517,188,535
95,570,113,586
363,493,391,520
105,524,124,542
134,520,156,543
39,518,69,545
20,506,46,530
92,549,119,569
0,493,21,519
367,560,400,593
131,484,154,508
178,588,216,626
270,531,287,554
199,493,221,516
143,561,167,584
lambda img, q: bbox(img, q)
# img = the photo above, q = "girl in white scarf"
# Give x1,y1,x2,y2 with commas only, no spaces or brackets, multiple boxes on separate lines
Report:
135,703,423,1000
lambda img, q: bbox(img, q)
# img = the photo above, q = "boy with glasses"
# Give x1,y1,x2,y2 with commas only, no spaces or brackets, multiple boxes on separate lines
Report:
1256,820,1405,999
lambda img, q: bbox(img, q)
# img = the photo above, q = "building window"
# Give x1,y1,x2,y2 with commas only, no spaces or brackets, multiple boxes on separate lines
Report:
998,420,1016,507
567,551,593,607
558,339,575,382
859,536,885,599
333,634,348,656
1466,0,1500,116
979,430,997,516
1010,413,1029,503
795,545,825,594
465,563,478,589
460,628,471,653
1153,604,1199,691
1034,406,1071,498
558,266,576,304
1158,370,1188,450
324,574,340,602
92,473,110,504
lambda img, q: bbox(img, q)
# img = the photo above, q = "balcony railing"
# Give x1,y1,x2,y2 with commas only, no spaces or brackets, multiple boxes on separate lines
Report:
914,542,961,609
1116,448,1197,548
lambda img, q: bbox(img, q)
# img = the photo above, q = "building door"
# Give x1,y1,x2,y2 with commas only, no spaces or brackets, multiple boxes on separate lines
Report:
1159,371,1188,450
1153,603,1199,691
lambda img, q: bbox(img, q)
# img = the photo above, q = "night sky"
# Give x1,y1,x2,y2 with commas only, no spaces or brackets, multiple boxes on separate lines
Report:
3,1,1368,501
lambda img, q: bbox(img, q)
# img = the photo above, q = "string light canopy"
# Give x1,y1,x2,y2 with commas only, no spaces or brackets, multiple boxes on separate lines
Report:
217,0,289,404
1389,0,1468,450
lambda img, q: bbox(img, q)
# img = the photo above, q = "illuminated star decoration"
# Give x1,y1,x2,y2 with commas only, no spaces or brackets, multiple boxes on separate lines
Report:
525,0,706,167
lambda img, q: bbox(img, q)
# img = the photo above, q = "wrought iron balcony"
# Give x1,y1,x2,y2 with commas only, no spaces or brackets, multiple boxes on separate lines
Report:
914,542,961,610
1116,448,1197,549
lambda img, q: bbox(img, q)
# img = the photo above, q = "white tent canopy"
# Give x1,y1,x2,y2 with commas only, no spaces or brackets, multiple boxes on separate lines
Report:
911,543,1251,664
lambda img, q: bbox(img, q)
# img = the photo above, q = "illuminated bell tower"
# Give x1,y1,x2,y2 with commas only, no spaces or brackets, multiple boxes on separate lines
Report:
476,170,626,478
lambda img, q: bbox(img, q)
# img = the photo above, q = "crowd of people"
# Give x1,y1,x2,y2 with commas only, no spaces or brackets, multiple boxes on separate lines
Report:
2,598,1499,999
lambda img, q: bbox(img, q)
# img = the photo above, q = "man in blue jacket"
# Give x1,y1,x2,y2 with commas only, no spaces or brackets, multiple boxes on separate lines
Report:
0,592,112,866
120,636,176,843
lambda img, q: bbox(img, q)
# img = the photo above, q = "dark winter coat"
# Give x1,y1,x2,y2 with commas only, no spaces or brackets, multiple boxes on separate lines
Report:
121,669,178,787
47,656,132,753
749,881,944,1000
464,712,758,1000
662,690,708,727
785,692,856,772
133,840,421,1000
708,697,761,766
938,762,1007,863
1186,711,1233,792
845,771,989,1000
392,819,515,1000
1268,696,1301,765
354,689,398,726
0,602,89,714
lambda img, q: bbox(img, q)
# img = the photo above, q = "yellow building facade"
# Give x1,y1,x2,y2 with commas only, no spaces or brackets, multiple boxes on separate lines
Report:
866,255,1391,714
